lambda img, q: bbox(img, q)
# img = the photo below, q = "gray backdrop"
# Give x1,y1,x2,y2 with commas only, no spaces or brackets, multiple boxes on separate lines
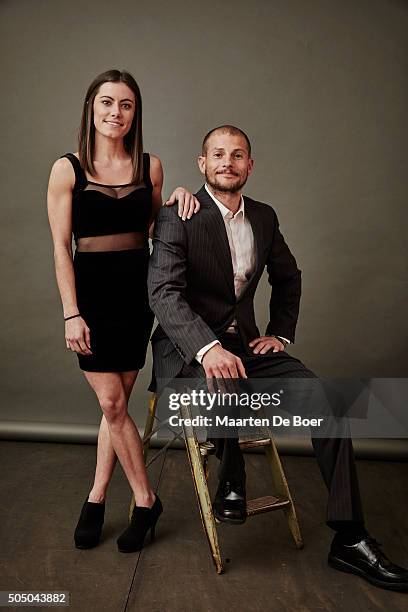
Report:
1,0,407,436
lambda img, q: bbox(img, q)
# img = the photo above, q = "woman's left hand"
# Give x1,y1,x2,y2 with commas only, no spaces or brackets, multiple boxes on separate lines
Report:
165,187,200,221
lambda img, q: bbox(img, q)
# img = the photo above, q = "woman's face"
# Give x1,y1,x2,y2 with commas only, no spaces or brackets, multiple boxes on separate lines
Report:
92,81,136,140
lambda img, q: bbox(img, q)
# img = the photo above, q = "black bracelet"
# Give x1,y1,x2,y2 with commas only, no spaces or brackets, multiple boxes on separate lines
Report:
64,314,81,322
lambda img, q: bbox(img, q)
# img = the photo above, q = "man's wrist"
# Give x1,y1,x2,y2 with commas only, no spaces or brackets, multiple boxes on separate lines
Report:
196,340,221,364
274,335,289,348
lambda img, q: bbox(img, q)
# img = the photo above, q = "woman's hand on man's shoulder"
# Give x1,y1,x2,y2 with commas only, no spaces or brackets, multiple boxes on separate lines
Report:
165,187,200,221
149,153,200,220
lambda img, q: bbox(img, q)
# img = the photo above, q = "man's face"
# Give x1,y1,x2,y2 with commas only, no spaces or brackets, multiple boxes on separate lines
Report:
198,132,253,193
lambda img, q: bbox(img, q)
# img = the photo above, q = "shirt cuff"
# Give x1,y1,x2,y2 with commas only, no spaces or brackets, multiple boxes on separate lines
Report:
195,340,220,364
275,335,290,345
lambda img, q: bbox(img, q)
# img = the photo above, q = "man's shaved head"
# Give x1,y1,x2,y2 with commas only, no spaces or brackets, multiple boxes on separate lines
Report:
202,125,252,156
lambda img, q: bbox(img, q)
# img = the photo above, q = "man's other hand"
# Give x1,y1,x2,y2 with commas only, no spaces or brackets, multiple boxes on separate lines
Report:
249,336,285,354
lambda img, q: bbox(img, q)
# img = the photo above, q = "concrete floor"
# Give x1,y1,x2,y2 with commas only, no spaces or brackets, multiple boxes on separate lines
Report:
0,440,407,611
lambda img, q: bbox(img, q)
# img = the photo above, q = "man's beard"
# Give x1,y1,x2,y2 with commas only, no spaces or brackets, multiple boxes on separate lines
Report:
206,171,248,194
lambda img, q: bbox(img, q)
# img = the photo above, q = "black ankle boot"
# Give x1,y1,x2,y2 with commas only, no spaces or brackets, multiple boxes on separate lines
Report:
117,496,163,553
74,497,105,549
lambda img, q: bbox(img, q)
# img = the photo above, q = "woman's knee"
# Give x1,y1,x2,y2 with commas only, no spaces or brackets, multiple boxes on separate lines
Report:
99,395,127,424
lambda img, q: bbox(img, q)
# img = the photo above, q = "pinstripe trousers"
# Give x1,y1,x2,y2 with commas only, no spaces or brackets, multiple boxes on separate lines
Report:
179,330,365,529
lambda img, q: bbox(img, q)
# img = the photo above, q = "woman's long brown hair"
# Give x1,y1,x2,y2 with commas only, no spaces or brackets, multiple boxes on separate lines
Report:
78,69,144,184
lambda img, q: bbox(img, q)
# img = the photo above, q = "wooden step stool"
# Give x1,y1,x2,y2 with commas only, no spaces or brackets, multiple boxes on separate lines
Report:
130,393,303,574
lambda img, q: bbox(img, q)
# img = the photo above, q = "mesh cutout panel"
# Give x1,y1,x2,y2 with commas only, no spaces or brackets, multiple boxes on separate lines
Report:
84,182,146,199
76,232,147,252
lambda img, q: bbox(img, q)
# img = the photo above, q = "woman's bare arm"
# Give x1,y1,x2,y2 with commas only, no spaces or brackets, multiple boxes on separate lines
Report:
148,154,164,238
148,154,200,238
47,158,91,355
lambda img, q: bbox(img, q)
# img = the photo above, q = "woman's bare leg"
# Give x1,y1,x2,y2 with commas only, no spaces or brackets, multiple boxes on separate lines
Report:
87,415,117,503
88,371,138,503
84,371,155,508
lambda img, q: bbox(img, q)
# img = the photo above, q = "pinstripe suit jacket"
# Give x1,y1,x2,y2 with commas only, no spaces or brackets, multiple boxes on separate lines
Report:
147,185,301,385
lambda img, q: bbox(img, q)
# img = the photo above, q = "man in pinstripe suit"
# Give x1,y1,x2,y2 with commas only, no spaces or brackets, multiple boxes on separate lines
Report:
148,126,408,591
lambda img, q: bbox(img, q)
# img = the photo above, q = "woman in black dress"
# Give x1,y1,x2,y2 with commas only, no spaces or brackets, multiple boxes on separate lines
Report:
47,69,199,552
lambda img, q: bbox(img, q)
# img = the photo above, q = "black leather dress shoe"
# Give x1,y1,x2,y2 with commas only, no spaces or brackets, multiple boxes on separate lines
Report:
213,480,246,524
328,535,408,591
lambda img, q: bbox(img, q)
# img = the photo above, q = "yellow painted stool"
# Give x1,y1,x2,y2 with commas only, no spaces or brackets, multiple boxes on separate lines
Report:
130,393,303,574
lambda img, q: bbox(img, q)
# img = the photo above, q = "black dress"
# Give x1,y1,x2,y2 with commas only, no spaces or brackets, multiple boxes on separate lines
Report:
62,153,154,372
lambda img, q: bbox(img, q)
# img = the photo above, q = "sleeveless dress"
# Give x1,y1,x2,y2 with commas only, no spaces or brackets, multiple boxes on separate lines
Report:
62,152,154,372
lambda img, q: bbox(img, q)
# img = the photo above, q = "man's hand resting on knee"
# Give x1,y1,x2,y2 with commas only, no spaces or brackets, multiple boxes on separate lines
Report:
249,335,286,354
202,344,247,379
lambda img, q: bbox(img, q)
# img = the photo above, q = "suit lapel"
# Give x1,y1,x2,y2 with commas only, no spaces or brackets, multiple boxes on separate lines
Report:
195,186,235,295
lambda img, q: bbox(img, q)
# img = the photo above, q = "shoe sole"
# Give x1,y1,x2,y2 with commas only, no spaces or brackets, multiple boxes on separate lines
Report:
213,510,246,525
328,555,408,592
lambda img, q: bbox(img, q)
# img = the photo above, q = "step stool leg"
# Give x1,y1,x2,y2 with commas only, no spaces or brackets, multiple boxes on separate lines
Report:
129,393,158,520
265,436,303,549
180,403,225,574
143,393,158,463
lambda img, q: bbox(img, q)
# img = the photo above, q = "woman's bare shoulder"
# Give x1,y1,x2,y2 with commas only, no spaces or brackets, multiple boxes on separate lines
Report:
49,156,75,189
148,153,162,169
148,153,163,186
